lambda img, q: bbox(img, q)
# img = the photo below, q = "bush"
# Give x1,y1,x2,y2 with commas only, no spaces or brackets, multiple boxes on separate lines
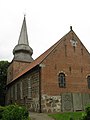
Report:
0,104,29,120
68,116,74,120
79,104,90,120
0,106,4,119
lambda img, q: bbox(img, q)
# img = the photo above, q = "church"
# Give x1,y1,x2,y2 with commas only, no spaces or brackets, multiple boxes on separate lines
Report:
6,16,90,113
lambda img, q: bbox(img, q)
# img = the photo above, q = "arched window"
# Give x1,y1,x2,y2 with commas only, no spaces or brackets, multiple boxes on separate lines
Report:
58,73,66,88
87,76,90,89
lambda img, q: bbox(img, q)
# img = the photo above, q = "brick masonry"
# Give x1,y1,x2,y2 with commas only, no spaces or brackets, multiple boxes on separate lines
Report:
6,30,90,113
7,61,31,84
41,31,90,95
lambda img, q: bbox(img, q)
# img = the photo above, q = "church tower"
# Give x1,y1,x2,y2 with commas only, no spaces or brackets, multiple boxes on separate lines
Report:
13,16,33,62
7,16,33,84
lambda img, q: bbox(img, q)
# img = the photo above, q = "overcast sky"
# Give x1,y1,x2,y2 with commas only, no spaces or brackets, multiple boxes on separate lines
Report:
0,0,90,62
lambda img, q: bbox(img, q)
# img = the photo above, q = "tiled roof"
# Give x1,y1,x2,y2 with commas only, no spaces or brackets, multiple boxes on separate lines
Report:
8,30,71,84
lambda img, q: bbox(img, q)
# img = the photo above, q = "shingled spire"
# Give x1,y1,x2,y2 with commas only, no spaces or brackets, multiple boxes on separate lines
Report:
13,16,33,62
18,16,29,45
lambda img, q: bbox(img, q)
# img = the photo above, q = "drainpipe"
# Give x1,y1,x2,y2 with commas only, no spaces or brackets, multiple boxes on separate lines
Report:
38,65,41,113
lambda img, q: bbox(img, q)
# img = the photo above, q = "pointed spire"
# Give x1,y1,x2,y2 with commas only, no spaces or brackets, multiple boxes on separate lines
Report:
18,16,29,45
13,16,33,62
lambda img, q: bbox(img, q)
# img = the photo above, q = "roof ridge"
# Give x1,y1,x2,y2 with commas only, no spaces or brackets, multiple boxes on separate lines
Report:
7,30,72,85
39,30,71,63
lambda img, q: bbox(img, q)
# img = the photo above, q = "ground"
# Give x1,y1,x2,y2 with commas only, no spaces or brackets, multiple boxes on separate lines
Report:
29,112,54,120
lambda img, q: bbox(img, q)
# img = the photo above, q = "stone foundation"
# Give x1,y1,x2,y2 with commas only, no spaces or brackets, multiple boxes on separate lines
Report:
28,98,40,112
41,93,90,113
41,94,61,112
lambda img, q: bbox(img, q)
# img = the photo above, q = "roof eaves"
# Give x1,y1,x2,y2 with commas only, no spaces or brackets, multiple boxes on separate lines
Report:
7,30,72,85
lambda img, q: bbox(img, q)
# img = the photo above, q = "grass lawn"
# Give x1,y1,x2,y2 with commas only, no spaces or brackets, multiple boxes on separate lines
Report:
48,111,85,120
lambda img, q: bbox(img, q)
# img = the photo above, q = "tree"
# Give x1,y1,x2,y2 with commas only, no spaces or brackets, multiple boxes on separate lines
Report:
0,61,9,106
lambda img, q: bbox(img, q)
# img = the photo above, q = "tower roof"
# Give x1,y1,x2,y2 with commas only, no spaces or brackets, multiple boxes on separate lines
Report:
18,16,29,45
13,16,33,62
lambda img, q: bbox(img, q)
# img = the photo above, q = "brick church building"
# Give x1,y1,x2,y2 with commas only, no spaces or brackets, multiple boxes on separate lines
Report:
6,17,90,112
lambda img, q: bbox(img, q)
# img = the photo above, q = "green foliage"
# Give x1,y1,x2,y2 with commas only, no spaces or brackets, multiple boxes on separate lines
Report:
0,104,29,120
49,112,84,120
0,61,9,106
0,106,4,119
85,104,90,116
79,104,90,120
69,116,74,120
49,105,90,120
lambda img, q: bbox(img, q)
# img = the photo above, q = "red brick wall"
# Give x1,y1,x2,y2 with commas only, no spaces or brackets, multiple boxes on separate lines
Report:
13,61,31,79
41,31,90,95
7,60,31,84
